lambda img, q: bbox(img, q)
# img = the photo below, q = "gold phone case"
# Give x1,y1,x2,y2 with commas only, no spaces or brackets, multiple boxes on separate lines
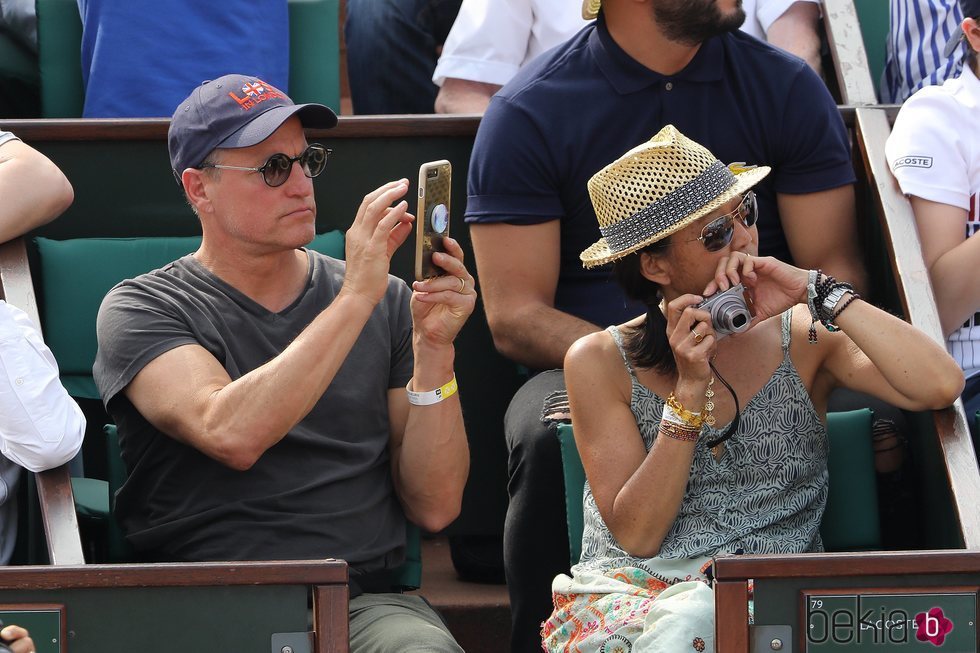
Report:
415,160,452,281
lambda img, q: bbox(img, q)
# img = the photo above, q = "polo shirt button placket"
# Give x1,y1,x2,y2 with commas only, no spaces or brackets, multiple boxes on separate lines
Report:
665,81,674,91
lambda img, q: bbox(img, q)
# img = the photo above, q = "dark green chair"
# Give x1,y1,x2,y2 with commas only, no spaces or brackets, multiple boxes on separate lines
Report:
854,0,889,97
34,0,340,117
557,408,879,566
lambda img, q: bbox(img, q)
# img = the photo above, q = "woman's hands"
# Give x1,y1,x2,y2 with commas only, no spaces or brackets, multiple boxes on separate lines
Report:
664,294,715,402
702,251,809,324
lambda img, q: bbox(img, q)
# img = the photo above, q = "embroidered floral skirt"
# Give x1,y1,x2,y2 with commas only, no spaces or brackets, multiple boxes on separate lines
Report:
541,557,715,653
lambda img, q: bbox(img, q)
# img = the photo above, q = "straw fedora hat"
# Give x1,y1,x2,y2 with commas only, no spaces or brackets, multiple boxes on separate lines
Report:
580,125,770,268
582,0,601,19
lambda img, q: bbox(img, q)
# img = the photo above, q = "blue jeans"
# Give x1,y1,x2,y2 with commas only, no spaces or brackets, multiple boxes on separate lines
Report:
344,0,461,114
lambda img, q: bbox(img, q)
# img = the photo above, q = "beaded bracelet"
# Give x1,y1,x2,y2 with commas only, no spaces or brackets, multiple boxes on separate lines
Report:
806,270,860,343
666,393,703,429
658,420,700,442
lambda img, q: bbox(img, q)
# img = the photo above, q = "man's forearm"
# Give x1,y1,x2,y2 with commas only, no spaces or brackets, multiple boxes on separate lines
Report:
767,2,823,77
490,304,603,370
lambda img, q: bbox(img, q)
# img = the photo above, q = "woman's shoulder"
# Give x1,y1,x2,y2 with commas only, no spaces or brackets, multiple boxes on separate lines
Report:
566,327,620,369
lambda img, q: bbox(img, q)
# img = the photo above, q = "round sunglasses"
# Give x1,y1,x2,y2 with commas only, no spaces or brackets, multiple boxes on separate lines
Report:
201,143,331,187
683,191,759,251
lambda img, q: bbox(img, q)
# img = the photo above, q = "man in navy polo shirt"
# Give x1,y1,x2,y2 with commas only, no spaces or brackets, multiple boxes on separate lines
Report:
465,0,867,650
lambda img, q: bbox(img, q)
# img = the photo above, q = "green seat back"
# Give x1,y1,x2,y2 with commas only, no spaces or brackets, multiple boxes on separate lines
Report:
288,0,341,112
35,0,84,118
557,409,879,565
35,232,343,399
820,408,880,550
854,0,889,97
36,235,203,398
556,422,586,567
103,424,134,561
34,0,339,118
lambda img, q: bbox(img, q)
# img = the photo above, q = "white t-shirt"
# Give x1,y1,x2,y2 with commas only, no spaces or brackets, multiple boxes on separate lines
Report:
740,0,820,41
886,65,980,379
432,0,586,87
433,0,819,87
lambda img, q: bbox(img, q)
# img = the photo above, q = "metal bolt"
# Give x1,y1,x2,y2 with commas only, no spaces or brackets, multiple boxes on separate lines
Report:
281,647,293,653
770,638,783,651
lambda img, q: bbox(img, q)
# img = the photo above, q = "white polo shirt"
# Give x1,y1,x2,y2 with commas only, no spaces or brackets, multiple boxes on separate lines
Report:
432,0,819,87
741,0,820,41
887,64,980,379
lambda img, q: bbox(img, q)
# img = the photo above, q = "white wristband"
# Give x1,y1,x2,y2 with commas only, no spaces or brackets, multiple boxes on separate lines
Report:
406,376,458,406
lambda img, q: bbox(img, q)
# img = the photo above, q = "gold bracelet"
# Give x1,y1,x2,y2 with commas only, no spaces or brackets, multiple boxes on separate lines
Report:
659,420,700,442
666,393,704,429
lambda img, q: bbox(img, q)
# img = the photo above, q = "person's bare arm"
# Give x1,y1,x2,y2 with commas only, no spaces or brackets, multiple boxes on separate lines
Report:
0,138,73,242
434,78,502,114
385,239,474,531
470,221,602,369
777,185,869,295
766,1,823,77
124,182,414,471
909,195,980,335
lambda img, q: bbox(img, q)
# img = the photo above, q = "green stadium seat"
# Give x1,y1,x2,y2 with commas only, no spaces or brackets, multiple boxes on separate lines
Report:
288,0,342,112
35,0,84,118
854,0,889,97
557,408,880,566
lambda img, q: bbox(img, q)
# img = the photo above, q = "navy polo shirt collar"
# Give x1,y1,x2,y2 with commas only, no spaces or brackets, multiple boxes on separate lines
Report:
590,15,727,95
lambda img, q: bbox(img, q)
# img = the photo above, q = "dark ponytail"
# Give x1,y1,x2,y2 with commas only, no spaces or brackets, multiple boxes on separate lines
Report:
611,241,676,374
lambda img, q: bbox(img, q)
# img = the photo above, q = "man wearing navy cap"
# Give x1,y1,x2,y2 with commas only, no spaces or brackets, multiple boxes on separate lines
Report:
94,74,475,651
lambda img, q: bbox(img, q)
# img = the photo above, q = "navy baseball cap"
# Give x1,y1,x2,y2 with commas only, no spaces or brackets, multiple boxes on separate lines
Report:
168,73,338,183
944,0,980,57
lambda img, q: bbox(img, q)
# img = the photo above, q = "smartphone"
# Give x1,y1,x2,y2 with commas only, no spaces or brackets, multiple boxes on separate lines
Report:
415,160,452,281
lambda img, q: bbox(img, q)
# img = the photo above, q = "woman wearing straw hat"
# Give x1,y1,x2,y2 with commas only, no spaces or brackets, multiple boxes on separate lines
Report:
540,125,963,652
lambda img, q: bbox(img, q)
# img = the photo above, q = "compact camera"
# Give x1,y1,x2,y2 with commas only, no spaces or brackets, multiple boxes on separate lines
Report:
696,283,755,339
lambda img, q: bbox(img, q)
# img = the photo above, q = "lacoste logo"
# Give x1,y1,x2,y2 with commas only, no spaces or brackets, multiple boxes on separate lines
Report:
893,156,933,169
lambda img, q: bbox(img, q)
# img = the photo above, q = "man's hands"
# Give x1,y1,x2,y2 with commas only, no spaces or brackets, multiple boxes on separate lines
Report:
411,237,477,348
341,180,415,306
340,178,476,349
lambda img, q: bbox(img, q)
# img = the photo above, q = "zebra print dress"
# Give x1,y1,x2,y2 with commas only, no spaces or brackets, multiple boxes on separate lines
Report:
542,309,828,653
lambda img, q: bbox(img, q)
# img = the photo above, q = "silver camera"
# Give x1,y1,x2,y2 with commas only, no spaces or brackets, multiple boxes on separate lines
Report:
696,283,755,339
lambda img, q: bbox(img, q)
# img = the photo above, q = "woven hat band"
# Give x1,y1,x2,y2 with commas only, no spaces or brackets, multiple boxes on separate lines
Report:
600,160,736,252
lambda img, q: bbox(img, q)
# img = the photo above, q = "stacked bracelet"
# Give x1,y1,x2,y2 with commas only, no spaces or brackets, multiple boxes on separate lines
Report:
665,394,704,429
406,376,458,406
805,269,861,343
659,420,700,442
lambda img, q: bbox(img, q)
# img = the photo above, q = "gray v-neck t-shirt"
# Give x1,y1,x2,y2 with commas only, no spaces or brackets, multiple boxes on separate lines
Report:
95,250,414,568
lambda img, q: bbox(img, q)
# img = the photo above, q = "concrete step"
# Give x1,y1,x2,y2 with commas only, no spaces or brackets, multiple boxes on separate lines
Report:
410,536,511,653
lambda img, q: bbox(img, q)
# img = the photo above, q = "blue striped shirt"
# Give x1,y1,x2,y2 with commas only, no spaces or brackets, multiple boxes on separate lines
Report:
882,0,965,103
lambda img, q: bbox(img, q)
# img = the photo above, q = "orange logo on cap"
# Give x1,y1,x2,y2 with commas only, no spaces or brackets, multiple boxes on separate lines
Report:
227,79,287,110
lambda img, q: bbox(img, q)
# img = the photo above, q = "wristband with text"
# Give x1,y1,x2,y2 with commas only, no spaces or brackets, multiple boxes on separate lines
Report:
406,376,458,406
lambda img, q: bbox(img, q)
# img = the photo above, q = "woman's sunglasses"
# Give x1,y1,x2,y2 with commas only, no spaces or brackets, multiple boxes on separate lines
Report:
201,143,331,187
685,191,758,252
